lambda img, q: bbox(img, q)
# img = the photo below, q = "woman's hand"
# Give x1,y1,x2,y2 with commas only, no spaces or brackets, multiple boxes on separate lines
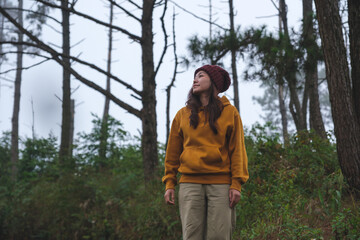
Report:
164,189,175,205
229,189,241,208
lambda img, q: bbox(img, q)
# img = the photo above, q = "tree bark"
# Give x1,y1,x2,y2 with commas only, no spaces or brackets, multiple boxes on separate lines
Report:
59,0,72,164
348,0,360,125
99,2,114,163
229,0,240,112
314,0,360,194
10,0,23,180
141,0,158,181
303,0,326,138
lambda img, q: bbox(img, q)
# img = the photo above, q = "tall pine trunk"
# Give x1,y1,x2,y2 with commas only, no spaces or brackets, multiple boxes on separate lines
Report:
59,0,72,164
141,0,158,181
99,2,114,163
303,0,326,138
348,0,360,124
229,0,240,112
10,0,23,180
314,0,360,195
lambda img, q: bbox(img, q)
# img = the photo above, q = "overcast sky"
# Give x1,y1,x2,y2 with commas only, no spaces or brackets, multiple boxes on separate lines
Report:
0,0,303,144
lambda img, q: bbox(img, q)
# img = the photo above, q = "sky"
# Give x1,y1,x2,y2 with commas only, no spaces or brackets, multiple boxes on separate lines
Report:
0,0,304,144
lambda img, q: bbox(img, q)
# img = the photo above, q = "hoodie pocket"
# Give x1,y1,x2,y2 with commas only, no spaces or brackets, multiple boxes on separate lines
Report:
179,146,223,173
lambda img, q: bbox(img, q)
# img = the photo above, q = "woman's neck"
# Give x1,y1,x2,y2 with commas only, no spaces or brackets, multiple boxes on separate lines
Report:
199,93,210,106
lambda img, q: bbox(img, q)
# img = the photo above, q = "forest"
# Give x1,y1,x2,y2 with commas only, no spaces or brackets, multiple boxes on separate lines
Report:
0,0,360,239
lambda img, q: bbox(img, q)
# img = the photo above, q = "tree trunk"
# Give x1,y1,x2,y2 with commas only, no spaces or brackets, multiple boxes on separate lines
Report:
166,10,178,150
59,0,72,164
10,0,23,180
277,4,289,145
99,2,114,163
303,0,327,138
278,83,289,145
229,0,240,112
314,0,360,194
69,99,74,157
348,0,360,125
141,0,158,182
280,0,307,132
0,0,5,71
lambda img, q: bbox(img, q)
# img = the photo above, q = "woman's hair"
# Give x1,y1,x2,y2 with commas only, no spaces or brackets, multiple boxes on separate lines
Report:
186,83,224,134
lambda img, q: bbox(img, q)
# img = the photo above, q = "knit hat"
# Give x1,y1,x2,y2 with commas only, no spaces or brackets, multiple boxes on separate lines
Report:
194,65,231,93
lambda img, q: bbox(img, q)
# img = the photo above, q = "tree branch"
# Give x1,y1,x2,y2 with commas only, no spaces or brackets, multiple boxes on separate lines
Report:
0,58,50,75
0,7,142,119
108,0,141,23
154,0,168,77
128,0,142,10
35,0,142,42
3,7,62,24
169,0,227,31
1,41,143,96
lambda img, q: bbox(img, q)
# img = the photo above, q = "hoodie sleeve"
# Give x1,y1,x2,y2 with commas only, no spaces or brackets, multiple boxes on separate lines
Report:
162,111,183,190
228,111,249,192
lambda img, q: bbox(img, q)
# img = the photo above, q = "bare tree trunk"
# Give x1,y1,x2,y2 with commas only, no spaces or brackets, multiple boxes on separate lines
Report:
141,0,158,181
166,9,178,150
303,0,326,138
279,0,307,132
348,0,360,124
10,0,23,180
228,0,240,112
277,4,289,145
59,0,72,164
69,99,74,156
278,83,289,145
0,0,5,72
99,2,114,162
314,0,360,195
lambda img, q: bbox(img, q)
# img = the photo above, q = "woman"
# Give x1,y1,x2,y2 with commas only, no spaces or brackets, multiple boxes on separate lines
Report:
162,65,249,240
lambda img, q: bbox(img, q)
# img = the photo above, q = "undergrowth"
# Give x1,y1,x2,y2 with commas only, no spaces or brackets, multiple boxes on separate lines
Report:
0,119,359,239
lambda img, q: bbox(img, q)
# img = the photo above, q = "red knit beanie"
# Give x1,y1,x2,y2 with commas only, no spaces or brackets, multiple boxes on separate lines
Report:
194,65,231,93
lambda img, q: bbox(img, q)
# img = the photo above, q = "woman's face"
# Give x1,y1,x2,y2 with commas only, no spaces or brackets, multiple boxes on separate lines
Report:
193,71,212,95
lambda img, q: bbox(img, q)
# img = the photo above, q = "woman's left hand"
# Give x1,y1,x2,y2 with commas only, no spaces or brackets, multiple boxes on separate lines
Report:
229,189,241,208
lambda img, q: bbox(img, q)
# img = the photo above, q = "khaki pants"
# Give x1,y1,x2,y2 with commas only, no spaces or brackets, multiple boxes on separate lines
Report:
179,183,236,240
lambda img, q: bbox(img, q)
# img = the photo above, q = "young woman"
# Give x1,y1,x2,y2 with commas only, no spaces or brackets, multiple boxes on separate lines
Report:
162,65,249,240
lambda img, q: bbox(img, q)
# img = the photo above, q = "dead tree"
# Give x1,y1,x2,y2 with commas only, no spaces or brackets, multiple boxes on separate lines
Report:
58,0,72,164
99,1,114,163
10,0,23,180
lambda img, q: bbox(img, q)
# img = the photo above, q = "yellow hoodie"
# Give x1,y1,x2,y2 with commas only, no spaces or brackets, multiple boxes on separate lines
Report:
162,96,249,192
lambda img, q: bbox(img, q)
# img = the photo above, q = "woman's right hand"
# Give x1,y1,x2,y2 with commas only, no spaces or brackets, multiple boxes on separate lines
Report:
164,189,175,205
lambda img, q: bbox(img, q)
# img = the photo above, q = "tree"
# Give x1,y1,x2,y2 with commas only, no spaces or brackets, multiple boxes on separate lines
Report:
348,0,360,124
10,0,23,180
0,0,169,181
228,0,240,112
314,0,360,194
99,1,114,163
58,0,72,164
165,9,179,149
302,0,326,139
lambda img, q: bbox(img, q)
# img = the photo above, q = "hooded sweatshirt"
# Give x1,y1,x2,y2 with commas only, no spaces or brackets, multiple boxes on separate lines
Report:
162,96,249,192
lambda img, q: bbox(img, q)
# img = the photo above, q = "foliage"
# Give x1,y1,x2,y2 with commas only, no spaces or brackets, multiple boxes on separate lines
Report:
0,122,359,239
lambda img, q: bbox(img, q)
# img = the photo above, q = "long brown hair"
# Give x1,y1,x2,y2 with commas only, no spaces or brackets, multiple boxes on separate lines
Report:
186,83,224,134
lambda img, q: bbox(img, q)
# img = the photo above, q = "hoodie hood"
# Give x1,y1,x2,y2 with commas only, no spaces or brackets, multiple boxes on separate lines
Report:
219,95,231,106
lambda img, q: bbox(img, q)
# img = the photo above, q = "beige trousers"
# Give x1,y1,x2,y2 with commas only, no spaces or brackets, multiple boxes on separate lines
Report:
179,183,236,240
